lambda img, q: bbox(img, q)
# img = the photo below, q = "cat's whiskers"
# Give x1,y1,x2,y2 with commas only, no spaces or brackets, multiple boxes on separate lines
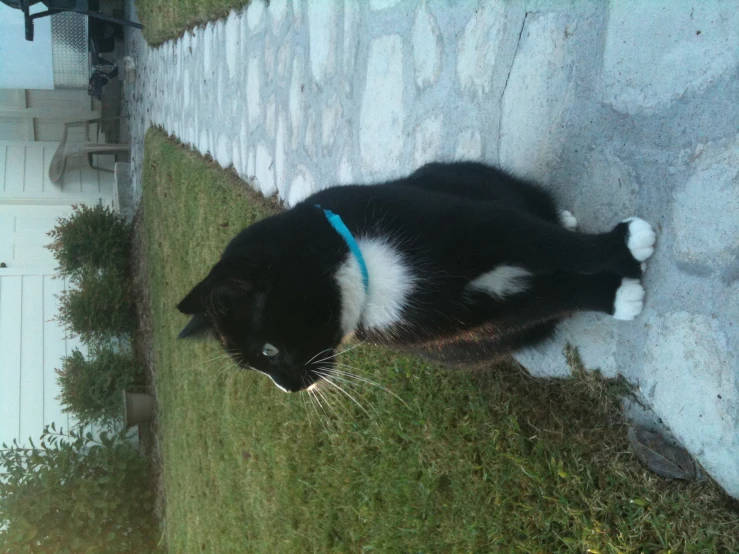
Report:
316,364,410,409
306,385,318,415
310,341,366,365
299,376,315,429
315,376,362,428
316,368,383,422
329,362,385,382
214,361,236,381
312,384,345,439
332,369,408,408
326,361,365,372
301,374,316,421
307,383,334,430
317,382,343,422
185,352,233,374
186,354,236,388
331,382,380,430
314,368,380,427
306,348,334,365
205,349,245,384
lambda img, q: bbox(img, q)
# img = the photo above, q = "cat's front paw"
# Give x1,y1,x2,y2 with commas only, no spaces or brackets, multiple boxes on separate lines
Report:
613,278,645,320
623,217,656,263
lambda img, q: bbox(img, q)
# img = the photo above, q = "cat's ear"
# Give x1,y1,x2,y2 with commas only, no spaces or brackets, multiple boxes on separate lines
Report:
177,313,213,340
177,278,212,315
177,263,230,314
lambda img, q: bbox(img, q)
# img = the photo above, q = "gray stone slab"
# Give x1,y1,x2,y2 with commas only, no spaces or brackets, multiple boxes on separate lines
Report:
123,0,739,498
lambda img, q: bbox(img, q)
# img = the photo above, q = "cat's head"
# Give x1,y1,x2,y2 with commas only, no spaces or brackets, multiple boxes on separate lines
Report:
176,214,345,392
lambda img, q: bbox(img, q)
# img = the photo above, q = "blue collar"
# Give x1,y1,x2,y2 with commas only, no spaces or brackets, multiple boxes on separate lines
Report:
316,205,369,293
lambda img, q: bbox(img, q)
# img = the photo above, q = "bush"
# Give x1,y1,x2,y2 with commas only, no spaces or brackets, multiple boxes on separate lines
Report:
57,346,144,426
46,204,132,278
0,425,161,554
56,268,137,343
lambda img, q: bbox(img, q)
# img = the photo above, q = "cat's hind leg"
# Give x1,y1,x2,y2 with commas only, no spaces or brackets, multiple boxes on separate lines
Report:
612,278,646,321
406,162,562,224
472,211,655,278
479,272,648,323
622,217,656,263
548,272,646,321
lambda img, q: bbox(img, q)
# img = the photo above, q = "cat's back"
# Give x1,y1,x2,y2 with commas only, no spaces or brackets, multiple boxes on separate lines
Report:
305,178,479,218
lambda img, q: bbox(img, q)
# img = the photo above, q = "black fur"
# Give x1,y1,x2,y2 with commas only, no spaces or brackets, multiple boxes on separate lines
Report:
177,162,645,392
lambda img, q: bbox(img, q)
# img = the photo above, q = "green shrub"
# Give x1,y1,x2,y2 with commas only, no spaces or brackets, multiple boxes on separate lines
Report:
56,268,137,343
46,204,132,278
57,346,144,426
0,425,161,554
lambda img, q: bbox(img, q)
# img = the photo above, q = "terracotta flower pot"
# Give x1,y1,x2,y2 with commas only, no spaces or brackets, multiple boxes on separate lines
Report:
123,391,155,428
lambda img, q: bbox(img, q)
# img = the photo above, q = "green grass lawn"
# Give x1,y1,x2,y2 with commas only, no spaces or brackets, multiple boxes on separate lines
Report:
135,0,250,45
141,128,738,553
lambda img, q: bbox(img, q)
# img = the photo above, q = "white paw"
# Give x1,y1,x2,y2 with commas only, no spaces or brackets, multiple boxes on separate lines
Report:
613,278,645,321
559,210,578,231
623,217,656,262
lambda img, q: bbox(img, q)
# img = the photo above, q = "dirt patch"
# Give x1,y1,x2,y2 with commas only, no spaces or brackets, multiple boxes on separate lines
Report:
132,208,154,384
131,205,167,526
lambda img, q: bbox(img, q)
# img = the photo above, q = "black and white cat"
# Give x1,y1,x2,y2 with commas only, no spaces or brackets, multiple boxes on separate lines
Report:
177,162,656,392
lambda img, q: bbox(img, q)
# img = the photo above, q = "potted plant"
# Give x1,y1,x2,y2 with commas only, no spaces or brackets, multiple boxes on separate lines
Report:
123,390,156,428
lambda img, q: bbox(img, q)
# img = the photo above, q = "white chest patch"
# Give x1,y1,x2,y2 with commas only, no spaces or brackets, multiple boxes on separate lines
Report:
335,256,366,337
467,265,531,299
334,237,416,337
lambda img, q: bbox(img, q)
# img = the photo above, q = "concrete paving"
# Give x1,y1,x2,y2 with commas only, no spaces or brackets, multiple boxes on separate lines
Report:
123,0,739,497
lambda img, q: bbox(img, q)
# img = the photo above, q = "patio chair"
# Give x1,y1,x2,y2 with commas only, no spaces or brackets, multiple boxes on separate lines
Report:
48,117,130,185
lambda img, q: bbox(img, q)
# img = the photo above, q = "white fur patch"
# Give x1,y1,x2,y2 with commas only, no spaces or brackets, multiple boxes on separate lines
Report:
613,278,645,320
335,256,367,337
468,265,531,299
334,237,415,336
360,239,416,331
267,374,290,393
253,368,291,393
559,210,578,231
623,217,656,262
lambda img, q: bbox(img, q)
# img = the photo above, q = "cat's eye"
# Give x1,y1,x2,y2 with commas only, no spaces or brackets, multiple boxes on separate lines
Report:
262,343,279,357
